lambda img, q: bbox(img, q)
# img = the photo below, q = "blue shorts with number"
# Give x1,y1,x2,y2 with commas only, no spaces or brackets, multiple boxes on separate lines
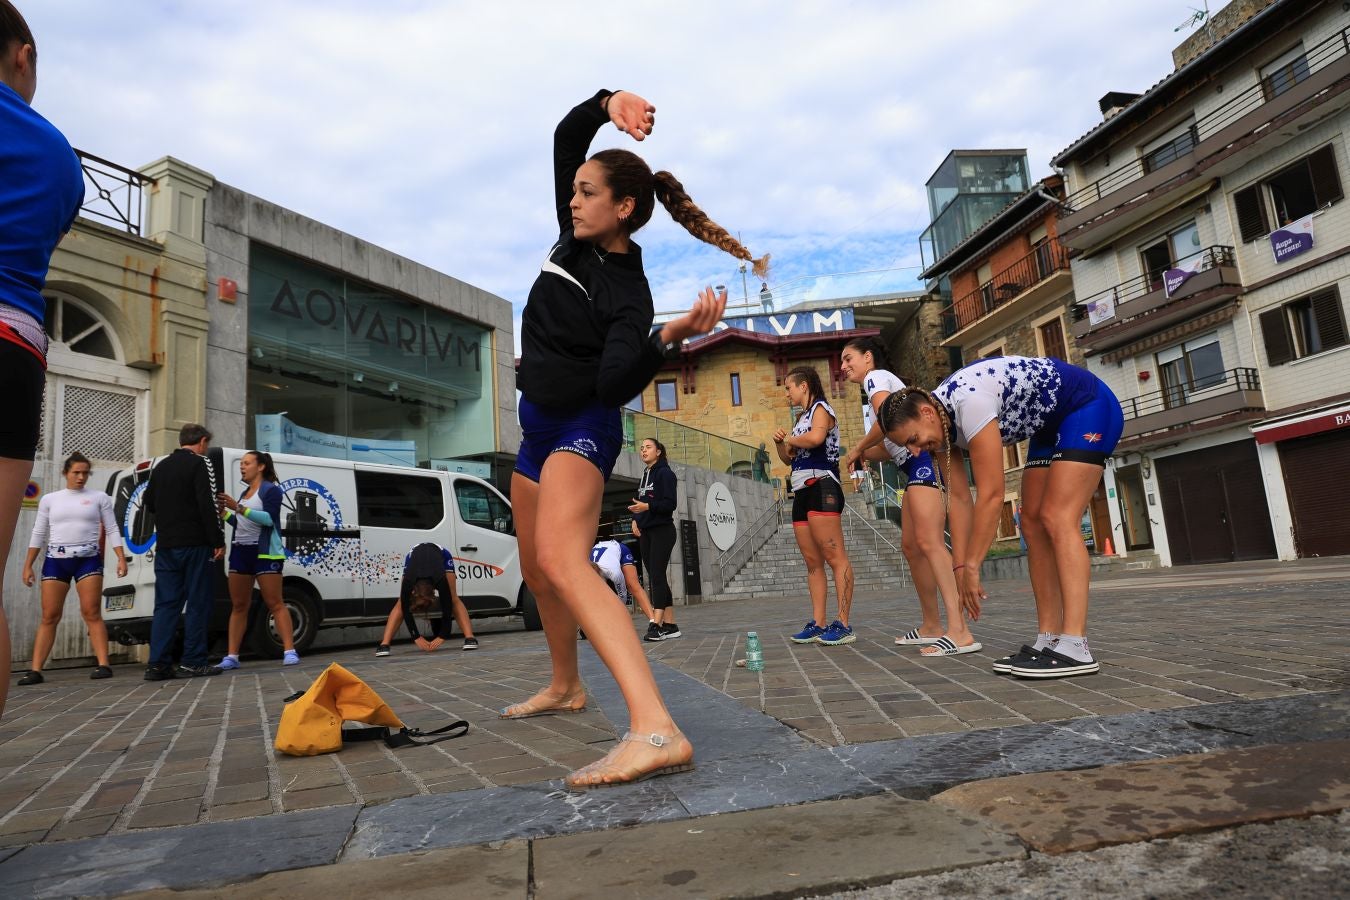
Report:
42,555,103,583
514,397,623,483
1025,376,1124,468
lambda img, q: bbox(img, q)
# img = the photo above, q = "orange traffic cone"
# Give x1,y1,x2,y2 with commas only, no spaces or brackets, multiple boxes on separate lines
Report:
1101,535,1116,556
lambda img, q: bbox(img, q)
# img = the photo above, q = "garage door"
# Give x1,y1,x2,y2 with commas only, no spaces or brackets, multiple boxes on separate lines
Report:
1156,440,1277,565
1278,429,1350,558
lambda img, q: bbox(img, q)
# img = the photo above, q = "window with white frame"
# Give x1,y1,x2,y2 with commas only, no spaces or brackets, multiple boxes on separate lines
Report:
1260,43,1310,102
1140,118,1197,174
1138,221,1200,291
1156,332,1225,409
1234,145,1343,241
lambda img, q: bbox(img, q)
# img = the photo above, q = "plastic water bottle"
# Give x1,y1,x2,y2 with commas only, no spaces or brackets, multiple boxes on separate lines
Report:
745,631,764,672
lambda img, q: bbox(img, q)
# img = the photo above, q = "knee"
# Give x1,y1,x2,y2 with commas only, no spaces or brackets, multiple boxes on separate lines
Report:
80,608,103,625
39,610,63,628
534,549,579,591
1034,509,1078,542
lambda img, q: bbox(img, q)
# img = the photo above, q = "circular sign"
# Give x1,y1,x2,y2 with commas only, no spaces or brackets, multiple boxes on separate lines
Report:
704,481,739,551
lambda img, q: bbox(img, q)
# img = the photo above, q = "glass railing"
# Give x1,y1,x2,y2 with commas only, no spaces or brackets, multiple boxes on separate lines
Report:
621,409,771,483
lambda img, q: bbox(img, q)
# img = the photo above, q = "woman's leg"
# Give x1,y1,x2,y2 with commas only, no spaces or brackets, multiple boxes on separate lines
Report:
28,579,69,672
1019,467,1064,637
379,604,403,645
899,498,943,637
1036,462,1105,641
806,514,853,626
0,456,36,716
637,530,664,626
793,523,828,626
75,575,111,667
505,470,585,709
646,526,677,625
529,453,690,783
904,488,974,647
225,572,254,657
256,573,294,652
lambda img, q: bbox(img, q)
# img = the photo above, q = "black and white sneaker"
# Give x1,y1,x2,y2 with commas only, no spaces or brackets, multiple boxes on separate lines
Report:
462,638,479,651
1010,647,1100,679
374,644,391,657
660,623,682,640
992,645,1043,674
643,622,664,643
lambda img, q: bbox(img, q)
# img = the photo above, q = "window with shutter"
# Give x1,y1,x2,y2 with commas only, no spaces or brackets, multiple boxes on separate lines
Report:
1260,306,1294,366
1310,289,1348,351
1234,185,1268,242
1308,145,1344,209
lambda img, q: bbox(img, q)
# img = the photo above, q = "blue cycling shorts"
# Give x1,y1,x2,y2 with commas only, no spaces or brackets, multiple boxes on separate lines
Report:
514,397,623,483
902,451,940,489
42,555,102,583
1025,375,1124,468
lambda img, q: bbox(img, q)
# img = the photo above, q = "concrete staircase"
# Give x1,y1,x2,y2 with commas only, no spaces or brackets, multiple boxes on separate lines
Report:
718,494,911,600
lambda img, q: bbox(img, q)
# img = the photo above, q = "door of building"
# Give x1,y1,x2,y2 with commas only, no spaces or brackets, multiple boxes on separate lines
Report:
1156,440,1276,565
1278,429,1350,557
1114,463,1154,550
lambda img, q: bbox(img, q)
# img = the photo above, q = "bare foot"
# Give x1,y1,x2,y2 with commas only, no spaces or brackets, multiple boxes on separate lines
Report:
565,730,694,789
499,687,586,719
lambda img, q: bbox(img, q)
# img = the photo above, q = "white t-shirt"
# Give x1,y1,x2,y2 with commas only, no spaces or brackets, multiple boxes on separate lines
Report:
860,368,911,464
591,540,635,603
29,488,123,558
231,491,264,545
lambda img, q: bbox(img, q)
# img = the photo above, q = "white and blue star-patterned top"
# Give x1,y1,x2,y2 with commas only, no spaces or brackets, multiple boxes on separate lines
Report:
934,356,1095,448
861,368,911,465
591,540,635,604
789,399,841,490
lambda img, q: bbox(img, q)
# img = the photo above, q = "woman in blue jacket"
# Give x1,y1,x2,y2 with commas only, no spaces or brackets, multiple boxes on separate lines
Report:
629,437,679,642
218,451,299,667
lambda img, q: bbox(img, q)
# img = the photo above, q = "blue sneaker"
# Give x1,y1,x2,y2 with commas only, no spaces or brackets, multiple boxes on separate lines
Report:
282,650,301,666
218,655,241,670
790,620,825,644
818,621,856,645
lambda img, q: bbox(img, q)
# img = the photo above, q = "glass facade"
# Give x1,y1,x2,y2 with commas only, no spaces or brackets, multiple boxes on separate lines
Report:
246,243,495,468
920,151,1030,269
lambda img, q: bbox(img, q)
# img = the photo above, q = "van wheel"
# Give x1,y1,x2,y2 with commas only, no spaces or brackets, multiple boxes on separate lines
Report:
249,586,319,658
520,585,542,631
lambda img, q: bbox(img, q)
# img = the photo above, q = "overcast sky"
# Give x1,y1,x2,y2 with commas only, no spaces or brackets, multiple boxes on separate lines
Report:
27,1,1211,326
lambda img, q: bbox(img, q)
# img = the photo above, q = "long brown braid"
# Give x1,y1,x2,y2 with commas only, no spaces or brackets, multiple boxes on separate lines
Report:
879,387,956,510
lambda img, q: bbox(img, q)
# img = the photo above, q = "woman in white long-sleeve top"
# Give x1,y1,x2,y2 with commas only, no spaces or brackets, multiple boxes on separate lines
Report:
18,453,127,683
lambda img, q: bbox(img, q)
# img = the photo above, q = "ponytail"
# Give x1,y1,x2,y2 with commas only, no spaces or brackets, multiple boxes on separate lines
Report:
844,335,895,407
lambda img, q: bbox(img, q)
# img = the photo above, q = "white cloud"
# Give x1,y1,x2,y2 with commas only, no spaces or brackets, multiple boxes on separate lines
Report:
27,0,1206,318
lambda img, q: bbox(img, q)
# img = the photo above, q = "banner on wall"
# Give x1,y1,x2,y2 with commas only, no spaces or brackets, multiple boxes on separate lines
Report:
1085,294,1116,326
256,414,417,467
1270,214,1314,264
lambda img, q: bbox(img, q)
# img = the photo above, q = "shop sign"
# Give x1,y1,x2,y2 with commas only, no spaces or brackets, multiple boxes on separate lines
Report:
715,308,855,337
256,413,416,467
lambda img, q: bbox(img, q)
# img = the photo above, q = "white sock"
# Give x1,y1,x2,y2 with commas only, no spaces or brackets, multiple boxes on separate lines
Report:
1055,635,1092,662
225,654,239,662
1032,632,1057,652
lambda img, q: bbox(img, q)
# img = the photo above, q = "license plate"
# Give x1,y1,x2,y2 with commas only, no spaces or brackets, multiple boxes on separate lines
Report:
105,594,135,612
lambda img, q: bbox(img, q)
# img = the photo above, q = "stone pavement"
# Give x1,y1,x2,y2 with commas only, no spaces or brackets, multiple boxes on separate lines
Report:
0,557,1346,897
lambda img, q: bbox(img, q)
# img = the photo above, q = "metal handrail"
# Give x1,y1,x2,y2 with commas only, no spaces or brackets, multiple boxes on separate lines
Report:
714,495,786,590
842,501,907,587
1065,27,1350,210
1120,366,1260,420
75,149,154,236
1070,244,1235,323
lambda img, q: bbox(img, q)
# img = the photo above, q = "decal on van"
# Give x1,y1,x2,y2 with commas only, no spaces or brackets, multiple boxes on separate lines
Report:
456,558,505,579
122,481,156,555
278,477,346,567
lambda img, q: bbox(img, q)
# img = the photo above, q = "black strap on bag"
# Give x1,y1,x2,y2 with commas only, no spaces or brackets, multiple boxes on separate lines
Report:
340,721,470,749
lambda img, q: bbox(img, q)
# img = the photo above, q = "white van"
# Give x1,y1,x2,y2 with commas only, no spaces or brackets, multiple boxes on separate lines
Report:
101,447,538,656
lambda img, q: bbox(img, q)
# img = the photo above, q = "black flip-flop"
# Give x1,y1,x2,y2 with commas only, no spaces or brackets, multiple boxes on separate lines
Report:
90,665,114,680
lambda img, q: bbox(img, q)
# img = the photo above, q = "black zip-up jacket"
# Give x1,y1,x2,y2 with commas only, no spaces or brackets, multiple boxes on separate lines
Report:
516,90,668,411
144,448,224,550
634,458,677,529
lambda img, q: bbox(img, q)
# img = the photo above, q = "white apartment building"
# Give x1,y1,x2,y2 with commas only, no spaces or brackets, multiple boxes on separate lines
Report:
1054,0,1350,565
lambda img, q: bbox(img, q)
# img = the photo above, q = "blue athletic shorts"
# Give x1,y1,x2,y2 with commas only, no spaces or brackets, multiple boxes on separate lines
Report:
514,396,623,483
902,451,940,489
42,555,103,582
229,544,284,576
1025,375,1124,468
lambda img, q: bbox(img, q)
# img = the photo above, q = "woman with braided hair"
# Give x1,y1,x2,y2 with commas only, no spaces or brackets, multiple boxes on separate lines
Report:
880,357,1123,679
839,337,978,657
504,89,767,789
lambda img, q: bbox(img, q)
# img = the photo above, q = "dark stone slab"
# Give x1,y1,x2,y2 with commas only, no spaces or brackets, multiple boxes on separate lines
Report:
934,739,1350,853
0,805,359,899
578,648,809,764
345,780,689,859
669,745,881,816
0,848,20,866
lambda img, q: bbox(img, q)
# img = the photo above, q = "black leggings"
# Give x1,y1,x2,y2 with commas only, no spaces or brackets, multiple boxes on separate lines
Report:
639,524,677,610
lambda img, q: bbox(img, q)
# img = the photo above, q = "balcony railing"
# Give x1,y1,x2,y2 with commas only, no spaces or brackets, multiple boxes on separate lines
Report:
1070,244,1236,335
941,240,1070,336
1065,26,1350,211
1120,367,1263,438
76,149,154,236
